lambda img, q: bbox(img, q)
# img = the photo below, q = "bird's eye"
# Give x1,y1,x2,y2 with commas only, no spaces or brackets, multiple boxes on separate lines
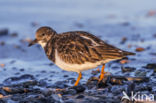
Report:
42,33,45,36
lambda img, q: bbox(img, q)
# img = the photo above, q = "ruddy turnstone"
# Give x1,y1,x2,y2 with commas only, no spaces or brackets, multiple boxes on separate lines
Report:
29,26,135,86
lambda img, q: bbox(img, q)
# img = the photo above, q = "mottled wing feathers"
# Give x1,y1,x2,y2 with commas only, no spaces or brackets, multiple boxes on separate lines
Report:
56,31,135,64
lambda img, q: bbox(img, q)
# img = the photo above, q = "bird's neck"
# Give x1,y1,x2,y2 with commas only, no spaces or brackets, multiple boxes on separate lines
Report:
38,41,47,48
43,36,57,63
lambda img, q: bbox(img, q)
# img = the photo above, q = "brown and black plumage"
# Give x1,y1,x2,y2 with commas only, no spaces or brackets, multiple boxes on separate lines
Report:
29,26,135,86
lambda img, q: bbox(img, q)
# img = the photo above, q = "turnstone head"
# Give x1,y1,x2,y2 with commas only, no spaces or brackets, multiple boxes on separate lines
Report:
29,26,135,86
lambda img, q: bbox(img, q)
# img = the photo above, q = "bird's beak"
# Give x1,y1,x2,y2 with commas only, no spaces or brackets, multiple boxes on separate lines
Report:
28,39,38,47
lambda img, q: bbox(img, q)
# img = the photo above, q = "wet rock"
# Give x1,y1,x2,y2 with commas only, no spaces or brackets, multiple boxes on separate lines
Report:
0,94,4,98
52,81,69,88
40,70,47,73
0,28,9,36
135,84,152,92
19,68,25,72
9,60,16,64
38,79,48,87
10,32,18,37
121,67,136,73
14,72,20,75
143,63,156,69
110,77,123,85
91,68,100,75
135,47,145,52
31,22,40,27
76,94,84,99
2,86,30,94
126,76,149,82
86,77,100,88
121,22,130,26
147,10,156,16
150,52,156,56
67,78,75,84
63,75,68,77
120,59,129,64
0,64,5,68
0,41,5,46
135,70,146,77
120,37,127,44
61,89,77,95
74,22,84,28
70,85,85,93
3,74,36,86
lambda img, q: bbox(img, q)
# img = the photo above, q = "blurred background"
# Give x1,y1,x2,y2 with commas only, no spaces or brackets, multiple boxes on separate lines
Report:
0,0,156,85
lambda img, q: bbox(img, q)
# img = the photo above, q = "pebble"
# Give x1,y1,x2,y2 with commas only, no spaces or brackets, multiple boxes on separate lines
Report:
135,70,146,77
144,63,156,69
135,47,145,52
10,32,18,37
0,64,5,68
0,41,5,46
121,66,136,72
0,29,9,36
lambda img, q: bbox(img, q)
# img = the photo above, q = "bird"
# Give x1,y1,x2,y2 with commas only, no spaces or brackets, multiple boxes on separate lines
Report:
29,26,135,86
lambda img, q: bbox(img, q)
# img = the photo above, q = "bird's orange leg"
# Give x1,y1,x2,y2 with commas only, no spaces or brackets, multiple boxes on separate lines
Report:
74,72,82,86
98,64,106,82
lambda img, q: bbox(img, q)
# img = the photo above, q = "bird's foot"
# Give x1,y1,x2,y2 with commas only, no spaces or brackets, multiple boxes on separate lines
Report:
98,72,107,83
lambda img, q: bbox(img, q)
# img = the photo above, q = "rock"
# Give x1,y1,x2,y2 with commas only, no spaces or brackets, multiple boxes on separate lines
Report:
143,63,156,69
135,70,146,77
52,81,68,88
76,94,84,99
0,29,9,36
10,32,18,37
147,10,156,16
62,89,77,95
126,77,149,82
19,68,24,72
120,37,127,44
0,94,4,99
120,59,129,64
0,41,5,46
121,67,136,72
31,22,39,27
91,68,100,75
9,60,16,64
74,22,84,28
0,64,5,68
2,86,29,94
38,79,48,87
150,52,156,56
63,75,68,77
3,74,36,86
135,47,145,52
121,22,130,26
70,85,85,93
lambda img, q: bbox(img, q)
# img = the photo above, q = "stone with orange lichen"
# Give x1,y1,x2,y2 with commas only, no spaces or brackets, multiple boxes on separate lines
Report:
120,59,129,64
127,44,132,48
0,94,4,99
147,10,156,16
0,64,5,68
135,47,145,52
2,87,12,92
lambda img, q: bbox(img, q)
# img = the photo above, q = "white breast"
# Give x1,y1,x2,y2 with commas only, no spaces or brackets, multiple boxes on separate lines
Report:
55,49,114,73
